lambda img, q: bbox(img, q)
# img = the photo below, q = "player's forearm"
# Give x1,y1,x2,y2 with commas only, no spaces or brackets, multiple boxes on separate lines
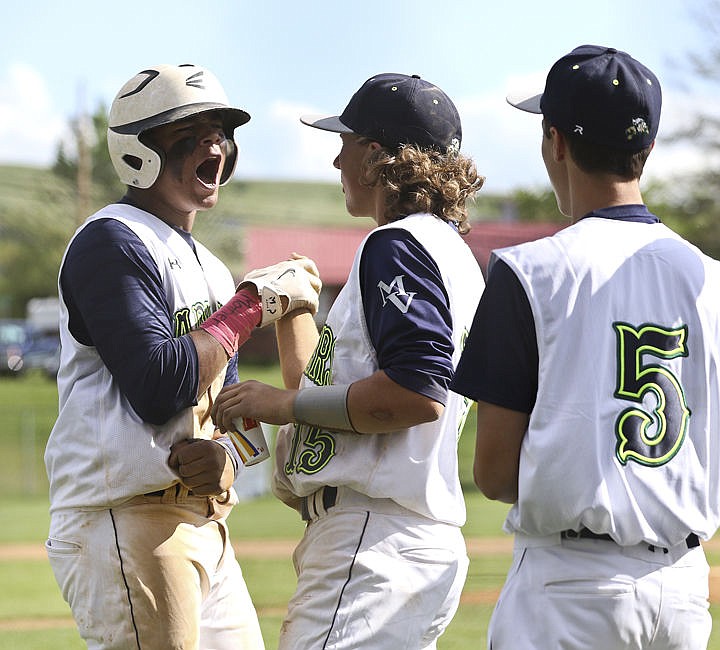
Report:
189,329,236,395
473,401,527,503
213,372,442,435
190,287,262,395
293,370,443,434
275,309,319,388
346,370,443,433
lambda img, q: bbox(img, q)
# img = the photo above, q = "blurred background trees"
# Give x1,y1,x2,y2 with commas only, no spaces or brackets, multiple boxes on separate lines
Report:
650,0,720,255
1,10,719,317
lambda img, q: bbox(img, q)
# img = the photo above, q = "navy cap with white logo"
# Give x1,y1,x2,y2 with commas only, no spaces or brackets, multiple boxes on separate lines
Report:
301,73,462,154
507,45,661,151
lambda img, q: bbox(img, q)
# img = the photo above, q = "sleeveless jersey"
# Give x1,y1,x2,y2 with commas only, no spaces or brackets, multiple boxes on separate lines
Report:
273,213,485,526
497,217,720,546
45,204,235,512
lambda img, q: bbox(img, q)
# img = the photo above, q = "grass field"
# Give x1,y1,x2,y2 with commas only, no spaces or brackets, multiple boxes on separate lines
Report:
0,492,509,649
1,372,719,648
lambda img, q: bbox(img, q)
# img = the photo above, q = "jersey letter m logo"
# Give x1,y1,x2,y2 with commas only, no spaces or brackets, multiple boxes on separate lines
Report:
377,275,416,314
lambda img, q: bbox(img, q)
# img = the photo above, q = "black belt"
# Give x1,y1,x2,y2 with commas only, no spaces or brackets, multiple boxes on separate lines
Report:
300,486,338,521
561,528,700,553
143,486,211,499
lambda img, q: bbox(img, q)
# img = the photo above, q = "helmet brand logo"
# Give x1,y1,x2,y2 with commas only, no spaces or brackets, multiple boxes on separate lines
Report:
186,71,205,89
119,69,160,99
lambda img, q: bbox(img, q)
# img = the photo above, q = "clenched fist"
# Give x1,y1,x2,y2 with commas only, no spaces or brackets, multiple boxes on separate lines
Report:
167,439,235,496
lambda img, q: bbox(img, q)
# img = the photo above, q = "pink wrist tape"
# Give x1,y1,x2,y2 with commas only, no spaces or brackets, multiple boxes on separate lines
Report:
199,288,262,357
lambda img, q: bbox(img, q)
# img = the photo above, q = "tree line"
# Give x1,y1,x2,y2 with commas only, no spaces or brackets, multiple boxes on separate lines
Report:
1,34,719,319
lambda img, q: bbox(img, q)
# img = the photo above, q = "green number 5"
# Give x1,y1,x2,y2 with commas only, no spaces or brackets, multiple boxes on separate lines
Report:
613,323,690,466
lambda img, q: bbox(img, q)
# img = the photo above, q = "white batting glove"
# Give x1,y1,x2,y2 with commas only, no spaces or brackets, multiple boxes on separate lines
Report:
239,257,322,327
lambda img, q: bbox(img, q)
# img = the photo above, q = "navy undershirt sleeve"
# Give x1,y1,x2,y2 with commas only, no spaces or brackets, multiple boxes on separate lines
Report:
359,227,454,405
61,218,206,425
451,256,538,413
451,208,657,414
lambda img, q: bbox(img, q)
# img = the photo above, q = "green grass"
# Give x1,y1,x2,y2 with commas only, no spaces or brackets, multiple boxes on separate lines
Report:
0,496,510,650
0,630,86,650
0,560,73,620
0,372,58,497
230,494,305,541
2,373,720,648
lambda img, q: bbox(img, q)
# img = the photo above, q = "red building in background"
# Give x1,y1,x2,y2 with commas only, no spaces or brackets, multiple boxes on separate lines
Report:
238,221,564,362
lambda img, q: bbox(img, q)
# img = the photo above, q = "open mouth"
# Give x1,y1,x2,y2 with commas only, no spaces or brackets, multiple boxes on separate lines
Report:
196,157,221,186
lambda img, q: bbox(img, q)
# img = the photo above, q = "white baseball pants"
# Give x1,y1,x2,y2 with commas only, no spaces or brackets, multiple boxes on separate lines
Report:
487,532,711,649
46,489,265,650
278,486,469,649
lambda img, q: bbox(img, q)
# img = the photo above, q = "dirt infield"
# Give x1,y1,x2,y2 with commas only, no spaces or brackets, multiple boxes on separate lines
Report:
4,535,719,560
1,537,720,632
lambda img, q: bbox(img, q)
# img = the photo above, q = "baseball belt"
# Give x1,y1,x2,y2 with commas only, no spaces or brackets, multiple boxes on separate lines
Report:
301,486,338,521
561,527,700,554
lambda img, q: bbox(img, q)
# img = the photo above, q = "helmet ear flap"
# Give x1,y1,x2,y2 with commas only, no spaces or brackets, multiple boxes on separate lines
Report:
107,131,163,189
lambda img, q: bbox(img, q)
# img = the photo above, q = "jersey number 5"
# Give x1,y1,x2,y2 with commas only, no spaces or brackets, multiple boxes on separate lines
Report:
613,322,690,467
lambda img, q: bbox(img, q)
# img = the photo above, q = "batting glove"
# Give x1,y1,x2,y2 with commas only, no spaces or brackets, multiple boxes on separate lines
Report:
239,257,322,327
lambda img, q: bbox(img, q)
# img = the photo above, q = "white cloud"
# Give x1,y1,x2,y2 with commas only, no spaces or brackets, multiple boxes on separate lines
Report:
269,100,341,181
456,85,549,193
235,72,555,191
456,80,716,193
234,99,341,182
1,59,716,196
0,63,68,166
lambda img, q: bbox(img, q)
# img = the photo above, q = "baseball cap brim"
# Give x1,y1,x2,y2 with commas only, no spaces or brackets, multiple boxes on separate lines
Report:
505,90,543,114
300,114,355,134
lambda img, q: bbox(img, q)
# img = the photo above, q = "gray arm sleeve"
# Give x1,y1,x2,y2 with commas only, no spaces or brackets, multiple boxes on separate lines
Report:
293,384,355,432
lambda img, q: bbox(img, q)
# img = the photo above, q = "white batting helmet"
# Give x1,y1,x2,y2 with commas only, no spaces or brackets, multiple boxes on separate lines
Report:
107,64,250,188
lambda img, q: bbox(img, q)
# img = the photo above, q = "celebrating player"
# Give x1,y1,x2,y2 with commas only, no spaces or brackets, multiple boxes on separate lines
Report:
451,45,720,649
44,63,320,650
212,73,486,648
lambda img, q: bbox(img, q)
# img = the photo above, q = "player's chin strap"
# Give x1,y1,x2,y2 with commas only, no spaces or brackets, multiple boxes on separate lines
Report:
293,384,356,433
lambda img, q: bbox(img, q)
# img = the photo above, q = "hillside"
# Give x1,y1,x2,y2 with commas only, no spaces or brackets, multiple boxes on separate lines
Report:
0,164,512,280
0,164,510,226
195,178,361,271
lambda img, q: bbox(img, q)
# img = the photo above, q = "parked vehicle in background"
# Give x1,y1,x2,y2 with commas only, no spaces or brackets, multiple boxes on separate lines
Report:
23,332,61,378
0,319,32,375
0,319,60,378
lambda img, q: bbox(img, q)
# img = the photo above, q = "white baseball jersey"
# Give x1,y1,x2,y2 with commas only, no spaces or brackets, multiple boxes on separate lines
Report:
45,204,235,511
496,217,720,547
273,213,485,526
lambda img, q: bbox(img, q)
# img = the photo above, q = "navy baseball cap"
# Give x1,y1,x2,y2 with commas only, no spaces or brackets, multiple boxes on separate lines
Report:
507,45,661,151
301,73,462,153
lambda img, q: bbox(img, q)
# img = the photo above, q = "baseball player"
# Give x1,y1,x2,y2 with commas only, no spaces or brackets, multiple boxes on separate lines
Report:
43,63,321,650
212,73,486,649
451,45,720,649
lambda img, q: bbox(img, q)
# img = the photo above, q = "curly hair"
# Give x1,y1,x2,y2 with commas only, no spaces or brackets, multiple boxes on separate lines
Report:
359,142,485,235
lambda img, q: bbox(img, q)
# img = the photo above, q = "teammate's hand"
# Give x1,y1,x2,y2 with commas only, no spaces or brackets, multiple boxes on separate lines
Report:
212,380,297,433
239,257,322,327
167,438,235,496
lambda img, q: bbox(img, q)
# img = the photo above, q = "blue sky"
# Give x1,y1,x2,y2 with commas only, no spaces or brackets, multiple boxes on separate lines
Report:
1,0,715,192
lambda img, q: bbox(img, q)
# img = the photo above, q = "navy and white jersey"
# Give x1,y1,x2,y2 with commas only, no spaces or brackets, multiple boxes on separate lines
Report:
45,203,237,511
273,213,485,525
453,206,720,546
452,206,660,413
